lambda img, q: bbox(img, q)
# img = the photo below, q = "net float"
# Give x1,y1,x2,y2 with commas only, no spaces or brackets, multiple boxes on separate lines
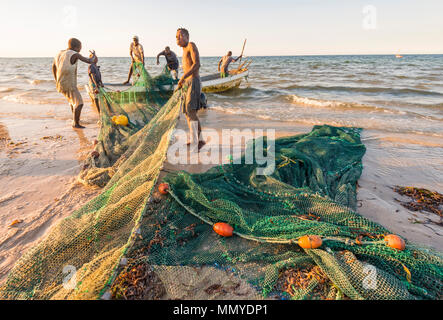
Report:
158,183,169,195
115,115,129,126
298,235,323,249
384,234,405,251
213,222,234,237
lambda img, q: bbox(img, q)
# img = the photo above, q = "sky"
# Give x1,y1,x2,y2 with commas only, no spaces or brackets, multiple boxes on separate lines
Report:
0,0,442,57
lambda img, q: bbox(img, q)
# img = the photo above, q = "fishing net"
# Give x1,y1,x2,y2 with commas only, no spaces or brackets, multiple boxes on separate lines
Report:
112,126,443,300
0,61,442,299
0,64,180,299
78,62,176,187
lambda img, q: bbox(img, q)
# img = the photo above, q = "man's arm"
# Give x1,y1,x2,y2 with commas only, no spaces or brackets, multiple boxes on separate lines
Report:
156,51,165,65
218,58,222,71
233,55,242,62
178,43,200,88
52,62,57,81
71,52,96,65
140,45,145,65
129,44,135,62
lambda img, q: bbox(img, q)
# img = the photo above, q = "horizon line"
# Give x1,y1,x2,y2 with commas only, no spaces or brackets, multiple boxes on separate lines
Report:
1,53,443,59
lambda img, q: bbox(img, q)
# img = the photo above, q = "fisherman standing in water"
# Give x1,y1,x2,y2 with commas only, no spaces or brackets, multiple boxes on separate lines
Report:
218,51,242,78
156,46,179,80
176,28,205,151
123,36,145,85
52,38,97,128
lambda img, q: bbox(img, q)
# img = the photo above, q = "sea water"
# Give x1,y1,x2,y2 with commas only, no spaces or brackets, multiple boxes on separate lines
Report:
0,55,442,190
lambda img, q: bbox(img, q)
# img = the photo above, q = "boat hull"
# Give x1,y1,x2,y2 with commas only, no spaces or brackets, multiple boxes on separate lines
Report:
86,70,249,104
201,71,248,93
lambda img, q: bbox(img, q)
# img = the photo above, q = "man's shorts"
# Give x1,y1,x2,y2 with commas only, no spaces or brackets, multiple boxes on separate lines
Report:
168,62,179,71
182,77,202,115
61,88,83,108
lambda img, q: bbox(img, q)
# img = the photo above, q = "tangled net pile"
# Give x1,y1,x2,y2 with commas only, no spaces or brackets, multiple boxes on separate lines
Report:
0,64,442,300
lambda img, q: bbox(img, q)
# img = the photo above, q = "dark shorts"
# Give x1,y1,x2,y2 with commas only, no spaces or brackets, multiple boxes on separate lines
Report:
168,62,179,71
182,77,201,115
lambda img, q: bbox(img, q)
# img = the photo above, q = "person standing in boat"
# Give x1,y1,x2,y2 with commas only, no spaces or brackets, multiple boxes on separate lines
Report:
156,46,179,80
123,36,145,85
218,51,242,78
176,28,206,151
52,38,97,129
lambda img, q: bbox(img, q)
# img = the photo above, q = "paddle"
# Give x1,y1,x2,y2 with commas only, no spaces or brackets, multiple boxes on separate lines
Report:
239,39,247,63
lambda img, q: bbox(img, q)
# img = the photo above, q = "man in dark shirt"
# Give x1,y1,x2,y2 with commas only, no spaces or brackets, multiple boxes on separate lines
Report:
156,46,179,80
88,53,103,114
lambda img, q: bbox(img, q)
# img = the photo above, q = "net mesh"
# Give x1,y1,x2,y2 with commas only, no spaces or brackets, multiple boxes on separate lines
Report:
0,64,180,299
116,126,442,300
0,63,442,300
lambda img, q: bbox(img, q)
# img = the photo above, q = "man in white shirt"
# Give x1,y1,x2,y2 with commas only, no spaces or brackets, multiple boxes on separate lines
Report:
52,38,96,128
123,36,145,85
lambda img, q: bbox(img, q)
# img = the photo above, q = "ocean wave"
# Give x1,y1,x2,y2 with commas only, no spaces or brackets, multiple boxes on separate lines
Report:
2,93,65,105
285,84,443,96
0,87,14,93
212,86,282,99
209,100,443,137
286,94,403,114
28,79,55,85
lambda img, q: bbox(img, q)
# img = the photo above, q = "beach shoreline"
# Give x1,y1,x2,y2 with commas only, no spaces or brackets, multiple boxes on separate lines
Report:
1,95,442,288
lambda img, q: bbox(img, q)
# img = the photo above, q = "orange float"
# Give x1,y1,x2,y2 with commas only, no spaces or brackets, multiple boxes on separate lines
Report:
384,234,405,251
298,235,323,249
213,222,234,237
158,183,169,195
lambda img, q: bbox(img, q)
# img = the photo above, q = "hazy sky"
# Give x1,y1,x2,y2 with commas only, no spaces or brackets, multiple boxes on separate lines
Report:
1,0,442,57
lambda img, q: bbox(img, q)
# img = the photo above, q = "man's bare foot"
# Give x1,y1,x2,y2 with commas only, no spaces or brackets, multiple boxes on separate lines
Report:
122,81,130,85
73,124,85,129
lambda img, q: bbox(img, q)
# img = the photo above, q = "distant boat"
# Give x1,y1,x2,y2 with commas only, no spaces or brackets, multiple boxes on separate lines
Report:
395,54,403,59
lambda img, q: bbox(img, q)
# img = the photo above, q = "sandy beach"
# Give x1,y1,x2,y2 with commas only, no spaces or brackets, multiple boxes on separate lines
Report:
0,101,101,284
1,94,442,289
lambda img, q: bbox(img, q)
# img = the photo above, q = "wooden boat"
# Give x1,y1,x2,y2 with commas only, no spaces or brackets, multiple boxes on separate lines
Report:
86,60,251,104
201,66,249,93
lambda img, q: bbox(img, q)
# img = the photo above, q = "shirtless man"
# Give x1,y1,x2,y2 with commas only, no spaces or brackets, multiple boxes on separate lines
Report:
156,46,179,80
52,38,97,128
123,36,144,85
218,51,242,78
176,28,205,150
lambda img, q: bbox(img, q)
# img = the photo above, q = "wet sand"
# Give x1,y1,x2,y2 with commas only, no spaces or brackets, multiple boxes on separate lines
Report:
0,101,101,284
1,99,442,289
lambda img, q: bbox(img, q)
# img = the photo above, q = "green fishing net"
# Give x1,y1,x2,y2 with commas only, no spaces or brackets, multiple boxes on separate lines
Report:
113,126,442,300
0,61,441,300
78,62,176,187
0,64,180,299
